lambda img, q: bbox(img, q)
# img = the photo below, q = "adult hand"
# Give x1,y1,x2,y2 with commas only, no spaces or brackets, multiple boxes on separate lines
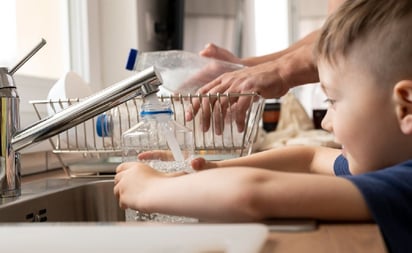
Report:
188,34,319,134
186,60,290,134
199,43,243,64
172,56,242,95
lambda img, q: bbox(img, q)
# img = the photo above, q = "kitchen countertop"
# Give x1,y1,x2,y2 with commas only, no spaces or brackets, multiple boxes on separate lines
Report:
262,223,386,253
21,170,387,253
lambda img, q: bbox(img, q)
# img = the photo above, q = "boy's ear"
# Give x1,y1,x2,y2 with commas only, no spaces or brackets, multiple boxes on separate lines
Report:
394,80,412,134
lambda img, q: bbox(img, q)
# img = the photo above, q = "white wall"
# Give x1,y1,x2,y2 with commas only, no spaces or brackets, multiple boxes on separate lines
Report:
291,0,328,41
15,0,69,79
289,0,328,116
253,0,290,56
98,0,138,86
183,0,291,58
184,0,240,54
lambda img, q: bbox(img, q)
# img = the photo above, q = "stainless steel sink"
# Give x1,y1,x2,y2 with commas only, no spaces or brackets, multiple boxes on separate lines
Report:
0,177,317,232
0,179,124,222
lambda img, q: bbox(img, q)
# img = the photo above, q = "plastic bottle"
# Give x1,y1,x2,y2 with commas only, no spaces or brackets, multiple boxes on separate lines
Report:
95,100,141,149
262,99,281,132
125,49,243,95
122,94,197,223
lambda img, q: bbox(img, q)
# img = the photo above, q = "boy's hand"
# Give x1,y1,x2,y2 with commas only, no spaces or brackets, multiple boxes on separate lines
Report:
137,150,174,161
137,150,193,175
135,150,220,172
114,162,164,210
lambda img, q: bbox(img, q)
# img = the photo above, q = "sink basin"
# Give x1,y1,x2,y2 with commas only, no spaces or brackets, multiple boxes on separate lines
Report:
0,179,124,222
0,177,316,233
0,178,272,252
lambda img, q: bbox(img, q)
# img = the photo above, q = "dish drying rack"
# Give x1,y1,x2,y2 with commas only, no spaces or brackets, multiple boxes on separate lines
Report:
31,93,264,177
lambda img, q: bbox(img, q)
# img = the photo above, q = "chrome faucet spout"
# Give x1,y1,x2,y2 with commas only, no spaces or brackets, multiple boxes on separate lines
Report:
11,66,162,152
0,66,162,197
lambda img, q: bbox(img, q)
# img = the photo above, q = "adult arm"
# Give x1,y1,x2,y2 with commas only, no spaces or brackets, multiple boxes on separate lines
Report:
190,0,348,132
189,35,320,133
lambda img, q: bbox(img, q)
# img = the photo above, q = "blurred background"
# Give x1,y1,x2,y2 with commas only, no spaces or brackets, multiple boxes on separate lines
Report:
0,0,328,171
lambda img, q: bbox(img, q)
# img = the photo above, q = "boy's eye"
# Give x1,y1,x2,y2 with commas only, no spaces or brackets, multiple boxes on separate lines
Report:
324,98,336,106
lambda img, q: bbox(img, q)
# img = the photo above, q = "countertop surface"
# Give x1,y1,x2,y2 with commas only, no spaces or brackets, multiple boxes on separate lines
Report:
263,222,386,253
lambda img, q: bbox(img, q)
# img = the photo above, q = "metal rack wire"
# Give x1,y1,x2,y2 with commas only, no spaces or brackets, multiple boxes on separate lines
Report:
31,93,264,176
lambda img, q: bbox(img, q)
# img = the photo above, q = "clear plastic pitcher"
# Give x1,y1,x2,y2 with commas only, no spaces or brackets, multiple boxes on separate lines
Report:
126,49,243,95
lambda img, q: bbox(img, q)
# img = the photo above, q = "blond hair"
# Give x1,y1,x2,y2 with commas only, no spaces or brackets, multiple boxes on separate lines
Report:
315,0,412,84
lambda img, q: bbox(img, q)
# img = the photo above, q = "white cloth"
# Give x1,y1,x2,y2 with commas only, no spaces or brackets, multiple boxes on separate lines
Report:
256,93,340,150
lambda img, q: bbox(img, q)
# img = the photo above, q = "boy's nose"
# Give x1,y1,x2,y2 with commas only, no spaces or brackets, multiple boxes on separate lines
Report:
321,109,332,132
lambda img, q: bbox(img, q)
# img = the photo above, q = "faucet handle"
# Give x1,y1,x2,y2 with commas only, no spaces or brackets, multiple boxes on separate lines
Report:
0,38,46,90
0,67,16,89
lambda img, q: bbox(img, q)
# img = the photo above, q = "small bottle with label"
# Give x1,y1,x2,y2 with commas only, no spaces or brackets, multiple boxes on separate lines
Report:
311,84,328,129
95,100,142,149
122,94,197,223
262,99,281,132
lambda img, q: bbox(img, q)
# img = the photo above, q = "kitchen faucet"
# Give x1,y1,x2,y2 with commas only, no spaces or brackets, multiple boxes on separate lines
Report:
0,51,162,198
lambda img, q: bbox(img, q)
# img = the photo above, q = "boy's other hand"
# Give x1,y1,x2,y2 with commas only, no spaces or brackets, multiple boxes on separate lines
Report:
191,157,218,171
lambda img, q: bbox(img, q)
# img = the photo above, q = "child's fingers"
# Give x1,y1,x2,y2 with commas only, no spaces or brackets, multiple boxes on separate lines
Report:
191,157,218,171
137,150,174,161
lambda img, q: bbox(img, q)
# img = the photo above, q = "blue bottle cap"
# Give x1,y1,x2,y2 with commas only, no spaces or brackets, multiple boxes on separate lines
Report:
125,48,138,71
96,114,112,137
